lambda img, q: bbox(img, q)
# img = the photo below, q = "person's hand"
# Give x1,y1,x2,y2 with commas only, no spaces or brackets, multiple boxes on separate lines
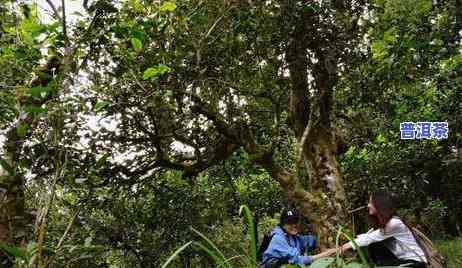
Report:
312,248,337,260
323,248,338,256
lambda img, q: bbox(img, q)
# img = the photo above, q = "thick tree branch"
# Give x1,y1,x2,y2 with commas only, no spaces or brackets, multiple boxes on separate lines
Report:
170,86,238,140
285,15,312,139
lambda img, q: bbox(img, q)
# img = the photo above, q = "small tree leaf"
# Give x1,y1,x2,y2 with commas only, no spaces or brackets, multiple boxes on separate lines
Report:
131,37,143,51
143,64,172,80
156,64,171,74
27,86,52,98
161,241,193,268
95,153,110,169
24,105,48,115
16,123,29,138
160,1,177,12
143,68,157,80
95,101,112,112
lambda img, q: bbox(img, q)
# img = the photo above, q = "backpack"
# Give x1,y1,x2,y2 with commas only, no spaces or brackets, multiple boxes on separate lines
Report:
409,227,447,268
257,233,274,263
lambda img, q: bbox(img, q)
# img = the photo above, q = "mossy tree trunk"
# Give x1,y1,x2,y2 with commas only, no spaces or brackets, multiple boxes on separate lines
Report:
0,121,29,246
279,5,348,248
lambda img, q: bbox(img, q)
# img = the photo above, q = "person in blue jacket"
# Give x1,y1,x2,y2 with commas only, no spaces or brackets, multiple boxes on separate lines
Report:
261,209,329,268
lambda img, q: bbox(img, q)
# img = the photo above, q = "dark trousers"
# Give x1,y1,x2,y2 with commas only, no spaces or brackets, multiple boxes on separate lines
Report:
367,240,426,268
260,257,287,268
0,255,13,268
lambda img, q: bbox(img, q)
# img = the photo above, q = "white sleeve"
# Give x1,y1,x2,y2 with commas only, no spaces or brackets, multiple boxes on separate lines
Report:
349,219,403,248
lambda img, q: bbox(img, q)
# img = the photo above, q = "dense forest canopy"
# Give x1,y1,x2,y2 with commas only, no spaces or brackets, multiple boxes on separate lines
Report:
0,0,461,267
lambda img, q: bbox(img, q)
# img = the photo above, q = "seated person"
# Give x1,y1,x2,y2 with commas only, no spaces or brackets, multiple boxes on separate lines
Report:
324,192,427,268
260,209,330,268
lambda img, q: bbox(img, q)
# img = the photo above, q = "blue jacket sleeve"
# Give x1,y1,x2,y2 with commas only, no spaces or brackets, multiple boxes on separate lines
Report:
264,234,313,265
300,234,317,252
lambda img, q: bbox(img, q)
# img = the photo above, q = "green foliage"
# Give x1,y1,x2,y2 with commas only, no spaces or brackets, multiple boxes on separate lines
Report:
130,37,143,51
94,101,112,112
23,105,48,115
0,243,26,259
0,156,16,176
27,85,53,98
192,227,232,268
338,0,462,237
436,239,462,268
162,205,258,268
142,64,172,80
16,123,29,138
160,1,177,13
0,242,56,267
371,41,389,61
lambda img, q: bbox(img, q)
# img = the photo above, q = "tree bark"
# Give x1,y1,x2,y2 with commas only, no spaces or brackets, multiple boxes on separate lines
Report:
282,8,348,247
0,120,29,245
302,126,347,247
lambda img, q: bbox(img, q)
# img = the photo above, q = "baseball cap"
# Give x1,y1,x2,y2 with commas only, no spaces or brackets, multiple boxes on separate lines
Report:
280,209,300,225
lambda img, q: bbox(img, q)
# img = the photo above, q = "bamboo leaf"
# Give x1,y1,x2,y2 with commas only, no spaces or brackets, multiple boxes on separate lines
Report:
191,227,230,268
161,241,193,268
194,242,228,267
239,205,257,265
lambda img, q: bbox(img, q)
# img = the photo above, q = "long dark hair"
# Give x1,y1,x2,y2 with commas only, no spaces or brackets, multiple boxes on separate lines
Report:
368,192,397,229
